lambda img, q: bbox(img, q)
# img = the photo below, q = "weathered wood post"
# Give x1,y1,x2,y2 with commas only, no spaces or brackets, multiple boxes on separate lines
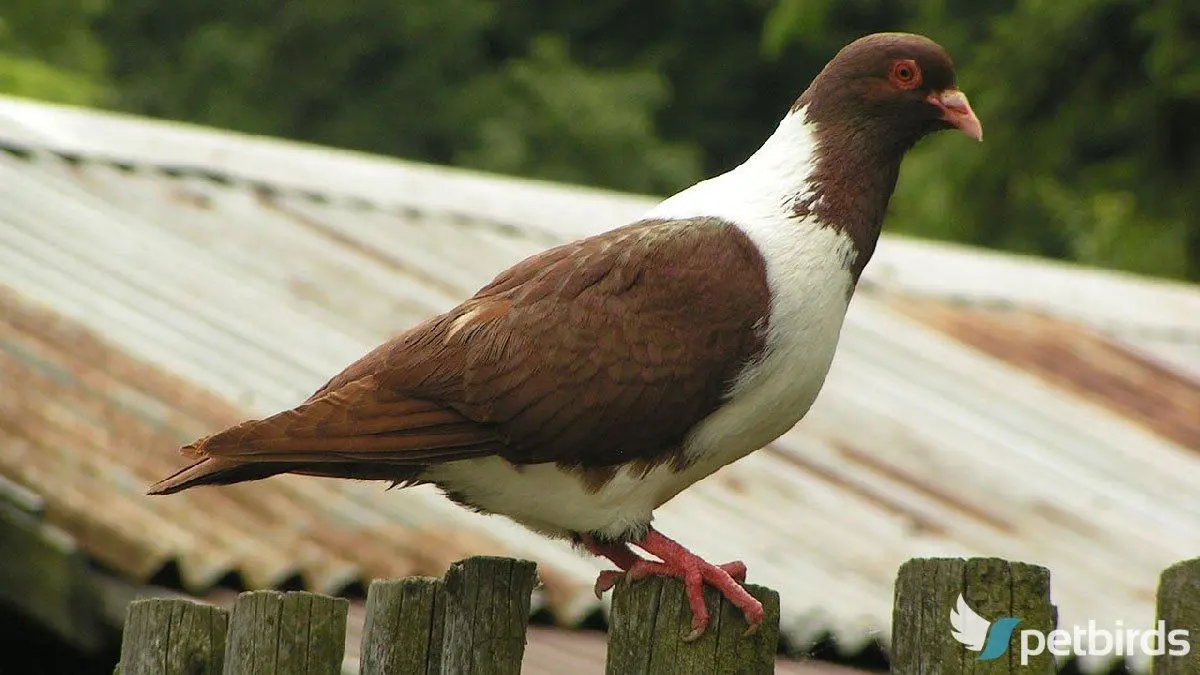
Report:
360,577,446,675
438,556,538,675
1155,558,1200,673
224,590,349,675
117,598,229,675
605,576,781,674
891,557,1056,674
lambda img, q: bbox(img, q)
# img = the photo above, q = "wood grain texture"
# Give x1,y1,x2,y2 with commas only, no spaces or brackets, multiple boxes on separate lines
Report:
117,598,228,675
224,590,348,675
891,557,1056,674
439,556,538,675
605,576,780,674
1155,558,1200,673
360,577,446,675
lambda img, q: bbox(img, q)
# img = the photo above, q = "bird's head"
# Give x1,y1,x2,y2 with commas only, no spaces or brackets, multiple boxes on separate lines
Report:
797,32,982,150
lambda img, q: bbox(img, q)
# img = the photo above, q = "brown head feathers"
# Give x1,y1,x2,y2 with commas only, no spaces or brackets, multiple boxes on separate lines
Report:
792,32,980,278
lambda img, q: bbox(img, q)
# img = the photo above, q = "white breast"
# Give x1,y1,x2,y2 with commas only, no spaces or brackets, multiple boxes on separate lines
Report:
646,108,856,481
683,224,853,464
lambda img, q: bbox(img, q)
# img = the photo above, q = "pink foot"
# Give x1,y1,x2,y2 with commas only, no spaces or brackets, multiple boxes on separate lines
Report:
594,568,625,597
583,530,763,641
579,534,642,598
592,560,746,598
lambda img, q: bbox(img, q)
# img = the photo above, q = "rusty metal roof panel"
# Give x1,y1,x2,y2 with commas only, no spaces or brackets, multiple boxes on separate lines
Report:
1,97,1199,672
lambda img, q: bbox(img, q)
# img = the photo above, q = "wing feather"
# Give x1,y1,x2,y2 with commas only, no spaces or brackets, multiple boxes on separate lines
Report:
150,217,770,494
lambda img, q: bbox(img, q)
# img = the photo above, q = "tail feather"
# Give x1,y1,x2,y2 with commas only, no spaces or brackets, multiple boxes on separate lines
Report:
147,457,288,495
147,456,427,495
148,377,499,496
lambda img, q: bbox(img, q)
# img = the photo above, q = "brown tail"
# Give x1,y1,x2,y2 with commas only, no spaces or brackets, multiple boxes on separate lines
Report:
147,376,499,496
147,457,294,495
146,456,429,495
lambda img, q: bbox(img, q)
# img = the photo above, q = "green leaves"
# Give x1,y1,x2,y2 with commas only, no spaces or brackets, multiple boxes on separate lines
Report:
0,54,103,105
453,36,702,194
892,0,1200,279
761,0,835,58
0,0,109,105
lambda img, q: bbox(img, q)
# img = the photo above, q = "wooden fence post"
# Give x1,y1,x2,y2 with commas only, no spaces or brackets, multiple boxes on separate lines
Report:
605,576,781,675
117,598,228,675
1155,558,1200,673
224,590,349,675
891,557,1056,674
438,556,538,675
360,577,445,675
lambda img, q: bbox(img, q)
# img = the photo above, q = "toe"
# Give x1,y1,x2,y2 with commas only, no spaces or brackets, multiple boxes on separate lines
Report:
738,597,766,636
593,570,623,598
627,560,674,582
718,561,748,582
681,603,709,642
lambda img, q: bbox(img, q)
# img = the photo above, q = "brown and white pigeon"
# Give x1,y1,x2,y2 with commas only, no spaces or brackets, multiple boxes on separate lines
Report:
150,32,981,639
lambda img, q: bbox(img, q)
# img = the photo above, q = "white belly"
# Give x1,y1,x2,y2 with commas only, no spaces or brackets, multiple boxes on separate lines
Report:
683,280,849,469
425,458,693,539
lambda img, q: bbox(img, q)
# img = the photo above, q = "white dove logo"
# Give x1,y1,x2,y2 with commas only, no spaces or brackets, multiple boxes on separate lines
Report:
950,594,1021,661
950,594,990,651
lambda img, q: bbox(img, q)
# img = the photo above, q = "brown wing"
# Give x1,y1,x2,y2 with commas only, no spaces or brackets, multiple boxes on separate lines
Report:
148,216,769,494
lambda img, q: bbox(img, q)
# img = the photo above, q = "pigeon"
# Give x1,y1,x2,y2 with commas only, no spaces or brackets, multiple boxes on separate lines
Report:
150,32,981,640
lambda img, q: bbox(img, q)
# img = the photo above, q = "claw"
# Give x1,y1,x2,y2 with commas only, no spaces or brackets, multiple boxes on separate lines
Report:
583,529,763,639
594,570,623,598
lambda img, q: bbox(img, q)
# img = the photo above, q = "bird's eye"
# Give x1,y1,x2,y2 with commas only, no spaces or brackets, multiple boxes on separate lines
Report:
889,60,922,89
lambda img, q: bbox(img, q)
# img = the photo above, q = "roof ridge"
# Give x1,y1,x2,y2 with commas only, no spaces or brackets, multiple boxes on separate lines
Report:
0,140,561,244
3,96,1197,342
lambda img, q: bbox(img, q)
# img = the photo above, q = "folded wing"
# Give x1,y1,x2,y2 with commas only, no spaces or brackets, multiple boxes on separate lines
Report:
149,217,769,495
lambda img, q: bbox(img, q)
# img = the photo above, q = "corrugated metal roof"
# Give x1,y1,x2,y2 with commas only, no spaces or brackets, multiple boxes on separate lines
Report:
2,96,1199,673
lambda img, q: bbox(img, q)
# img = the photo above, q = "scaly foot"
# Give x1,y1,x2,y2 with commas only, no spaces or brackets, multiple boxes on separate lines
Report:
592,560,747,598
581,529,762,641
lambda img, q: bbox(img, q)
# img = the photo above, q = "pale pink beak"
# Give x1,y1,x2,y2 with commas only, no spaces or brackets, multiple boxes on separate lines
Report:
928,89,982,142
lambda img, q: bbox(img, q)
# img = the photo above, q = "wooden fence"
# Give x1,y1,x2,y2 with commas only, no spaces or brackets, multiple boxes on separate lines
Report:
114,555,1200,674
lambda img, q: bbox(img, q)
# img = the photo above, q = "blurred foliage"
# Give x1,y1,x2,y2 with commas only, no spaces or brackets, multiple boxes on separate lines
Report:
884,0,1200,280
0,0,108,104
1,0,1197,279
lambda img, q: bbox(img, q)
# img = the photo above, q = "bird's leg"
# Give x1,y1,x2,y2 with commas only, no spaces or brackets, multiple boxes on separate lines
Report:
578,528,748,619
579,533,643,598
624,527,763,641
579,532,641,568
580,532,749,603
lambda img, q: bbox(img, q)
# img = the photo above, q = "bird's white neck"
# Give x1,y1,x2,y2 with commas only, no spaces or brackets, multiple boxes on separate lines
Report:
646,108,819,225
737,107,820,188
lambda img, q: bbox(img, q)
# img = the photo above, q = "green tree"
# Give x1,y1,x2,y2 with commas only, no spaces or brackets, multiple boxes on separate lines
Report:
453,35,699,194
0,0,109,105
95,0,703,194
891,0,1200,279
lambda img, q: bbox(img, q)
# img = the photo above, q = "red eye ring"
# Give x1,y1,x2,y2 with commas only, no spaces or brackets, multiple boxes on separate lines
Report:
890,59,922,89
